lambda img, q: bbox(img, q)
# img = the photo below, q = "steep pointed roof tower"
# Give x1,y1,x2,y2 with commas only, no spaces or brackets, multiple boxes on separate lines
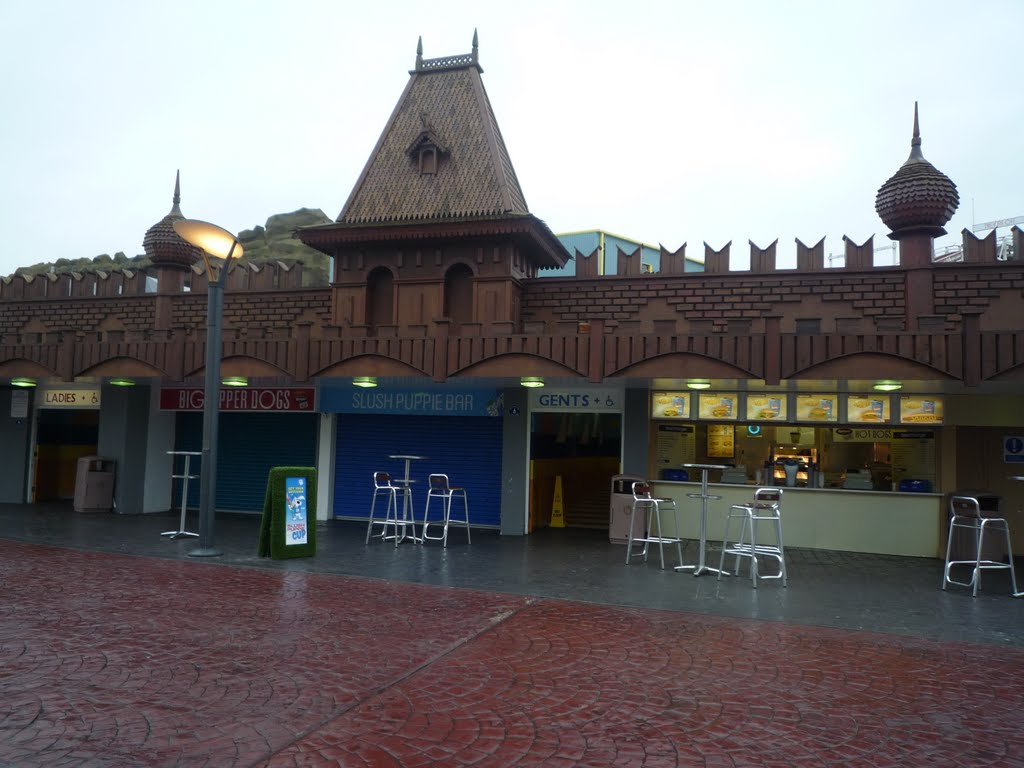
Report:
300,33,568,268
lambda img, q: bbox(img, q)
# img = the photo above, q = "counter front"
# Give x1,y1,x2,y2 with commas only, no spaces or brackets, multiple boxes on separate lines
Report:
650,482,943,558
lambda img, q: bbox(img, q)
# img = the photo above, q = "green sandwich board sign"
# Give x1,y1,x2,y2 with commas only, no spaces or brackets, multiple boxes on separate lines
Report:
258,466,317,559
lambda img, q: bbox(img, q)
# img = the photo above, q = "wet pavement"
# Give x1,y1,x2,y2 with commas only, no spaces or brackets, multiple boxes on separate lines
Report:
2,504,1024,766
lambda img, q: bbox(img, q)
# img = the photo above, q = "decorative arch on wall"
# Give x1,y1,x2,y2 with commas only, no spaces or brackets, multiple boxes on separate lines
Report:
791,352,956,382
185,356,290,380
0,359,57,378
453,353,583,379
78,357,166,378
610,353,756,380
314,355,426,378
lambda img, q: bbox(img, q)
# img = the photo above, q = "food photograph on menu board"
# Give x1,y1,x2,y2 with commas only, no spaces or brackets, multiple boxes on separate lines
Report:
899,396,944,424
847,395,889,423
651,391,689,419
707,424,735,458
796,394,838,422
745,395,786,421
698,393,737,420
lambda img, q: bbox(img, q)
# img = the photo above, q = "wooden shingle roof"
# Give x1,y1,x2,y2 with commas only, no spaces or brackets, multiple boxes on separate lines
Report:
299,36,568,269
336,40,529,226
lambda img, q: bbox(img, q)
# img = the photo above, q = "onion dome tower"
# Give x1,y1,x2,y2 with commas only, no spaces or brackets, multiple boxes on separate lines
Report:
143,171,203,278
875,103,959,266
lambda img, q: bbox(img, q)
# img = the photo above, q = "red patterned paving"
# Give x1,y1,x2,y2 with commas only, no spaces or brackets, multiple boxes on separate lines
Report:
2,540,1023,767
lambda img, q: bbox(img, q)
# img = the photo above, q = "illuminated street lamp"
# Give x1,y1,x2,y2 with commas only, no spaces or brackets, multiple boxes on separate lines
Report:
172,218,242,557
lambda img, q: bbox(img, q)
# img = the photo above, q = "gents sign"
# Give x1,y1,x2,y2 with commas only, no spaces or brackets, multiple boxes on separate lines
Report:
160,387,315,412
529,389,622,412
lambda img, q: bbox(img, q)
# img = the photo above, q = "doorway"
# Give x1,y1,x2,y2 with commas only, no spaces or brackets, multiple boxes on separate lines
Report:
529,412,621,532
33,409,99,501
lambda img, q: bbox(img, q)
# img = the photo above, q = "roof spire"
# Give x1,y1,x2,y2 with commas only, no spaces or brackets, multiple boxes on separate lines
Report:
472,29,479,64
416,36,423,69
170,170,183,216
908,101,923,161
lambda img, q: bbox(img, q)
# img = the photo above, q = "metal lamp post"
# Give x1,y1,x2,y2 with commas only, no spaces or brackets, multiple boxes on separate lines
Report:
172,218,242,557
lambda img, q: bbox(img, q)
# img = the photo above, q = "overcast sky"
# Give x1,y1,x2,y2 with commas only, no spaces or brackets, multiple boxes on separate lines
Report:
1,0,1020,277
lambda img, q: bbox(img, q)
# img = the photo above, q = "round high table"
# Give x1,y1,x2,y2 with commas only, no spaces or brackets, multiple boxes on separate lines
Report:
388,454,428,543
1011,476,1024,597
675,463,729,576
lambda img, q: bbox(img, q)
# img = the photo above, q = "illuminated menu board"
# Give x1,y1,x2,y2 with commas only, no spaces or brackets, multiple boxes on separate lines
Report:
707,424,735,458
698,393,737,420
651,392,690,419
847,395,889,424
745,395,786,421
796,394,838,423
899,396,944,424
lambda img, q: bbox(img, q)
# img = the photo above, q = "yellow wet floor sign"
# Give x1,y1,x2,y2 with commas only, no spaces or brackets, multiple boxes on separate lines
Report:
550,475,565,528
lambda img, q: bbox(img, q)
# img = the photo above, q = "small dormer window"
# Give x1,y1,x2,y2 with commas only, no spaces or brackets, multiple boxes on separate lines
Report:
407,114,449,177
419,146,438,175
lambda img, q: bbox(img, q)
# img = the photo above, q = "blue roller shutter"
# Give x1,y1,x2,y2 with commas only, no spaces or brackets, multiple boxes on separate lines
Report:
175,412,317,512
334,414,502,527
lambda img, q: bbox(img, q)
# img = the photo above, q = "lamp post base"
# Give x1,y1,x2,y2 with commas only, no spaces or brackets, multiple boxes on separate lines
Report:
187,547,224,558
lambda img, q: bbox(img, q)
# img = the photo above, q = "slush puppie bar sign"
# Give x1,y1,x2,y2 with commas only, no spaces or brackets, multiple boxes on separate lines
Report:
321,387,503,417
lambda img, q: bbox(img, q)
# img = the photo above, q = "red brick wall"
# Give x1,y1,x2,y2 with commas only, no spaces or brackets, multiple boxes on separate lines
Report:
520,270,908,333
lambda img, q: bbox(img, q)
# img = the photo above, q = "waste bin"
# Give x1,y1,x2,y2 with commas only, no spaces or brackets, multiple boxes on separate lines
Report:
73,456,116,512
947,490,1006,562
609,474,644,544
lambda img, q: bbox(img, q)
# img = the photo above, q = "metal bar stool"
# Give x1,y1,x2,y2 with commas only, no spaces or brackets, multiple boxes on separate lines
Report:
626,481,684,570
421,473,471,547
365,471,414,547
717,487,787,588
942,495,1018,596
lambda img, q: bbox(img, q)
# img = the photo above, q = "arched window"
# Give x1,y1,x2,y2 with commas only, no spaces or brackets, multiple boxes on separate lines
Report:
444,263,474,326
419,147,437,175
366,267,394,330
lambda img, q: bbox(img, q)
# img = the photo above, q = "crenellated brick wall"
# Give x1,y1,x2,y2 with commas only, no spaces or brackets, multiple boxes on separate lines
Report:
0,297,157,339
520,269,910,334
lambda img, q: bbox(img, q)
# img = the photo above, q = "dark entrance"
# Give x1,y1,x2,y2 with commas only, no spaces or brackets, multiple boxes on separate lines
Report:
33,409,99,501
529,412,621,532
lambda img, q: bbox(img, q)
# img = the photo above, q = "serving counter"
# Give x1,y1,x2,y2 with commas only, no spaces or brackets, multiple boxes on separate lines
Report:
650,481,943,558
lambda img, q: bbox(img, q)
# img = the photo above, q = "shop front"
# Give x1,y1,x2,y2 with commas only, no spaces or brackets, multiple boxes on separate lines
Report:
161,386,318,513
321,385,505,526
646,386,947,557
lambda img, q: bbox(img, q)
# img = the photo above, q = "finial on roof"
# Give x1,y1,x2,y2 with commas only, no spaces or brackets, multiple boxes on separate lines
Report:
908,101,923,160
170,170,182,216
471,29,479,63
473,29,478,50
415,36,423,69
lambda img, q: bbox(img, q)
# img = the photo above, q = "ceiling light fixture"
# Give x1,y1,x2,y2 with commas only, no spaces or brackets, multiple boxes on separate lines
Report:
353,376,378,388
520,376,545,388
109,378,136,387
873,380,902,392
686,379,711,390
11,377,37,388
221,376,248,387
